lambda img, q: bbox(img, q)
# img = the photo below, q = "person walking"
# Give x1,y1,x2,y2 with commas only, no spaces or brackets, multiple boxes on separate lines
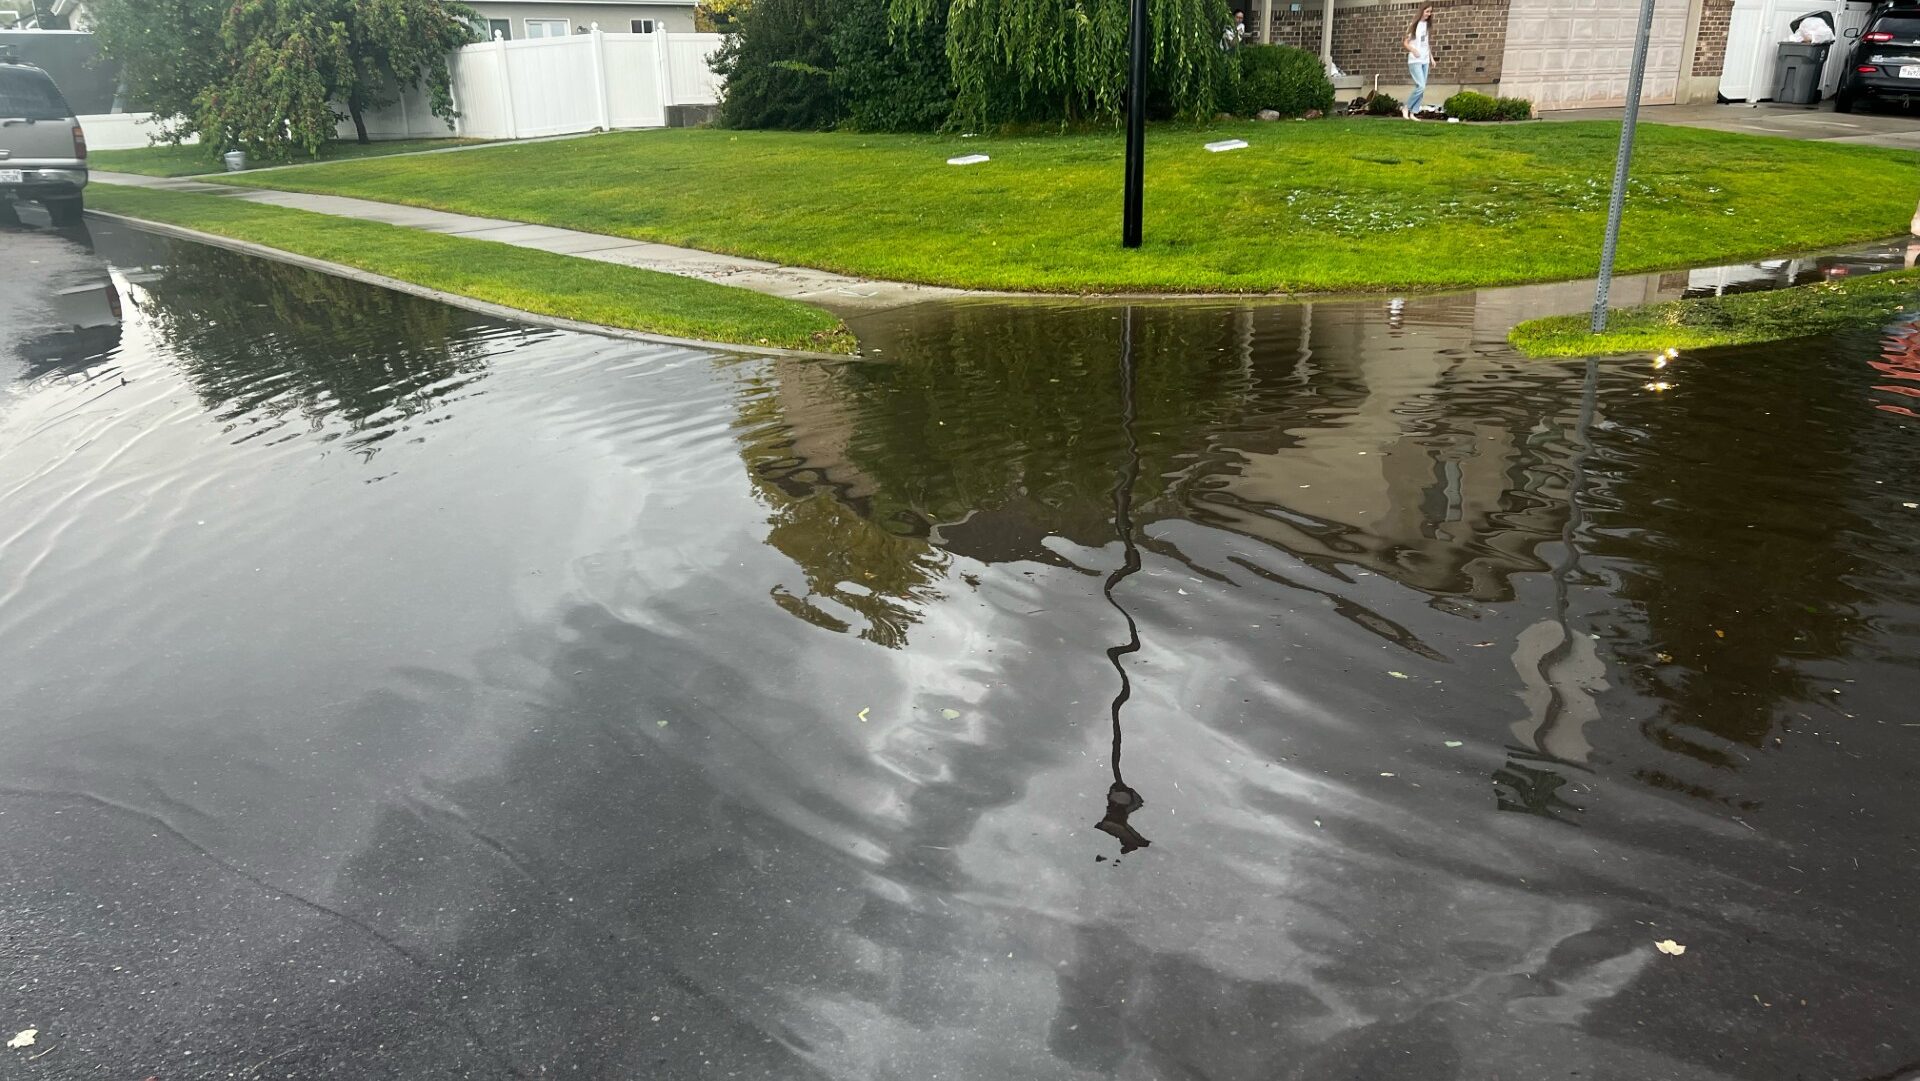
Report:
1404,4,1434,119
1221,10,1248,51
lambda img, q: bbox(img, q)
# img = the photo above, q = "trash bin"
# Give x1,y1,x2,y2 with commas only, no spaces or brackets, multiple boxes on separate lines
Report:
1773,41,1832,104
223,150,247,172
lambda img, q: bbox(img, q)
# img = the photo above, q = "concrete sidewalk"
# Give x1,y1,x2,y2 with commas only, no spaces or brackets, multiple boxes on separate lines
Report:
1545,101,1920,151
90,170,967,315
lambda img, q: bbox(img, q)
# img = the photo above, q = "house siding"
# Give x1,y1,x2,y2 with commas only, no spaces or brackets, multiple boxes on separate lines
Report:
1251,0,1709,109
465,1,697,37
1691,0,1733,76
1262,0,1509,88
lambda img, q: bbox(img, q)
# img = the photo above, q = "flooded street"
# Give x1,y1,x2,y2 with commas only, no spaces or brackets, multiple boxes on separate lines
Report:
3,219,1919,1080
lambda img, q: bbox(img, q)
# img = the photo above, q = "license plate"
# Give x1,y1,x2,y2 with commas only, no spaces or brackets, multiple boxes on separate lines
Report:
0,169,23,184
1902,65,1920,79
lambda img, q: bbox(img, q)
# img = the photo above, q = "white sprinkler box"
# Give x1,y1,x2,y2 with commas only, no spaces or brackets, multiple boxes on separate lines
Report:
1204,139,1249,152
947,154,990,165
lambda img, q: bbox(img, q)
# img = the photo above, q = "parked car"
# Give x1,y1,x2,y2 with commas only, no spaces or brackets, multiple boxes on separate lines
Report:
0,45,88,225
1835,5,1920,113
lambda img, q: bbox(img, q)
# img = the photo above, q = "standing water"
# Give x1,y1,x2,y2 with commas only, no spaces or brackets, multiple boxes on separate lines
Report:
3,219,1918,1080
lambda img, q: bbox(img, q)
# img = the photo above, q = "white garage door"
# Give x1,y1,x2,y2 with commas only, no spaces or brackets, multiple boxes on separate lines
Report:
1499,0,1692,110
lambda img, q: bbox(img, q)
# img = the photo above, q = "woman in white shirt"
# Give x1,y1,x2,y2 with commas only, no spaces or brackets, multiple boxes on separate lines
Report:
1404,5,1434,119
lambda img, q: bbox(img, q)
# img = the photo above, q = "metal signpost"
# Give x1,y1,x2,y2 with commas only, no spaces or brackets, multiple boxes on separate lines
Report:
1122,0,1149,248
1590,0,1661,332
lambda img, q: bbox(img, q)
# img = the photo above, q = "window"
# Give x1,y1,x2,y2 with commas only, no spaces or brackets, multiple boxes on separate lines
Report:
631,18,656,33
523,18,569,38
485,18,511,39
0,67,72,121
1871,16,1920,41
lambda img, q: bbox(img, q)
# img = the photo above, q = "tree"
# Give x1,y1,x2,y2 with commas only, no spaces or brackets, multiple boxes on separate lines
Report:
90,0,225,140
892,0,1229,128
91,0,479,161
695,0,751,33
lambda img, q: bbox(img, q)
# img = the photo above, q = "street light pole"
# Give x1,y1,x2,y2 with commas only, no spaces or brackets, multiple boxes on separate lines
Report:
1122,0,1148,248
1590,0,1659,332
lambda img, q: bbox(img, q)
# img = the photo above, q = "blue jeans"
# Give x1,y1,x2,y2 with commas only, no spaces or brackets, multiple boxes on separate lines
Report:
1407,61,1429,113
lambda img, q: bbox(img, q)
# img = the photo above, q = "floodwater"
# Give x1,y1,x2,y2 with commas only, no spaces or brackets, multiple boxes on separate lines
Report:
3,217,1918,1081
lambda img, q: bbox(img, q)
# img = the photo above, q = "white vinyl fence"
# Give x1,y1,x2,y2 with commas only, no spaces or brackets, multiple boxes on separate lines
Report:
92,30,723,151
79,112,197,151
446,30,724,140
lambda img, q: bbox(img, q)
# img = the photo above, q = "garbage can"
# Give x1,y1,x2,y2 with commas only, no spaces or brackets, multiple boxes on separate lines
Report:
1773,41,1832,104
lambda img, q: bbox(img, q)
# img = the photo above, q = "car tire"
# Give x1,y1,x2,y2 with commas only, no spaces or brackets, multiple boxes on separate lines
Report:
1834,88,1855,113
44,196,84,226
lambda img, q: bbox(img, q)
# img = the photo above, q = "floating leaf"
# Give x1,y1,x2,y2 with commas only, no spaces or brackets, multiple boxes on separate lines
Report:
1387,671,1409,680
857,707,870,723
7,1030,34,1049
940,708,961,720
1655,939,1687,956
1444,740,1463,748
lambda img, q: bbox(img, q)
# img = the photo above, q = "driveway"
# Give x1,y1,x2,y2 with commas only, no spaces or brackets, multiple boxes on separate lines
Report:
1547,100,1920,151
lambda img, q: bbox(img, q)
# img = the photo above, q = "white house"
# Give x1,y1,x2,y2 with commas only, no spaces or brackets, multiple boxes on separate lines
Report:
464,0,698,40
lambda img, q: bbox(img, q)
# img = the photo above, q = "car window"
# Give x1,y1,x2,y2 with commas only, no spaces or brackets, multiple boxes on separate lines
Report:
1873,15,1920,39
0,67,73,121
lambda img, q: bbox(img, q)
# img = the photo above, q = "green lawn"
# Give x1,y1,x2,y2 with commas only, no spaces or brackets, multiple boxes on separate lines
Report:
89,185,854,353
1510,267,1920,356
91,137,488,178
209,121,1920,294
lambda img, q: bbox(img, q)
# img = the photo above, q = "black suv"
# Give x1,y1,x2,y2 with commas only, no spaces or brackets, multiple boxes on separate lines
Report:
0,47,88,225
1835,6,1920,112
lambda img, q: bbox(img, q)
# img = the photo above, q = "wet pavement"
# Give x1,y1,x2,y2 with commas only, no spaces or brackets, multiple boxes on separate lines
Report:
3,215,1920,1081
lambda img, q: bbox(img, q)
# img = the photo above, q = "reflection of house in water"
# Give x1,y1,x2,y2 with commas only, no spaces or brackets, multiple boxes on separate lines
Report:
735,287,1628,649
1196,298,1575,602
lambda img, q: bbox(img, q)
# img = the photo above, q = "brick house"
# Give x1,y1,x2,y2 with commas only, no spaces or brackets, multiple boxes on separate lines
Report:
1247,0,1734,110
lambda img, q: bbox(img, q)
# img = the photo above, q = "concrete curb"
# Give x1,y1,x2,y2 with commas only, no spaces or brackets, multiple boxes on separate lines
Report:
86,210,860,362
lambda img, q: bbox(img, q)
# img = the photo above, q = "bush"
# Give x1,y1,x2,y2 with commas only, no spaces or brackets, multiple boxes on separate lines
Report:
1362,90,1400,116
1233,44,1334,118
1495,95,1533,121
831,0,953,131
1442,90,1498,121
715,0,838,130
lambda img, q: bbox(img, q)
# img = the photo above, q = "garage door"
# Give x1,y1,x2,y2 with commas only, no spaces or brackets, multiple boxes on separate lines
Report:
1498,0,1692,110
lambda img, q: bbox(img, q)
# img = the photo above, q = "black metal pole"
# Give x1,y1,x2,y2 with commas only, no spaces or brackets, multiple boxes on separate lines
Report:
1122,0,1148,248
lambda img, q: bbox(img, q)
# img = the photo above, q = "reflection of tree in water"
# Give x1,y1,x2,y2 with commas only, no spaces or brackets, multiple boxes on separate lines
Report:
729,364,952,649
1595,340,1873,805
725,305,1261,649
132,244,495,457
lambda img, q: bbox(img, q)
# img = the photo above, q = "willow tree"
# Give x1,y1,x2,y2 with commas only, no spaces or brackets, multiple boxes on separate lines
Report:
892,0,1229,129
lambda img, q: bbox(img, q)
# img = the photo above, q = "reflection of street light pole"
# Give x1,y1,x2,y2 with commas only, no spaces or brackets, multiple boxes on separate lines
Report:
1096,307,1151,852
1497,356,1603,816
1122,0,1149,248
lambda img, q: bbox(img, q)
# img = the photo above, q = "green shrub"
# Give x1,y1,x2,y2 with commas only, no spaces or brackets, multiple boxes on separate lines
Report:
1362,90,1401,116
830,0,953,131
1495,96,1533,121
715,0,839,130
1443,90,1498,121
1233,44,1334,117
